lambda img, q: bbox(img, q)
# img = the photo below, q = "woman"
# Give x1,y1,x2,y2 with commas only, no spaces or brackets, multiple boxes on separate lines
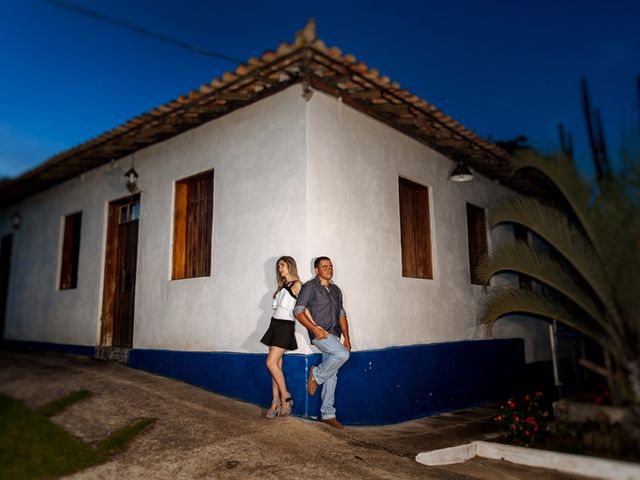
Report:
260,256,301,418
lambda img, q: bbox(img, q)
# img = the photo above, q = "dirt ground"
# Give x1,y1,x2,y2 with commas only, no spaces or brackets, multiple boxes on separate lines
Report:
0,351,589,479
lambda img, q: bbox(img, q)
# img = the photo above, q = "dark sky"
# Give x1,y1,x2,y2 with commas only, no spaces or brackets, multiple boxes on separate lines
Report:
1,0,638,179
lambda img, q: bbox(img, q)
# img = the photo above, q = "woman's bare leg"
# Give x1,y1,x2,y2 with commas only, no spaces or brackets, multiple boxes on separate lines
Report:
271,378,279,408
266,346,289,404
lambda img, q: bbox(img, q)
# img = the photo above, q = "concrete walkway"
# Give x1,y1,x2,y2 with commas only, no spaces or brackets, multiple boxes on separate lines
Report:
0,351,588,479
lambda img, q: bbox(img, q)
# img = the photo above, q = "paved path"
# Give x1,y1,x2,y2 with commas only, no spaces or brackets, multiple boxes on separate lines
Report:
0,351,587,479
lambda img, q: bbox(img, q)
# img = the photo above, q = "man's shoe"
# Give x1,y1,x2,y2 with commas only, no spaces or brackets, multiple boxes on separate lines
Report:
307,366,318,396
321,418,344,429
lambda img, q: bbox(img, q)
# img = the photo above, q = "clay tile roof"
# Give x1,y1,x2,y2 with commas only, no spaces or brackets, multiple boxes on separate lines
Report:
0,19,518,206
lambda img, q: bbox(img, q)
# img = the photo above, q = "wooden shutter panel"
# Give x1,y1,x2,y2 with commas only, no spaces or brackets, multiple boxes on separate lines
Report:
173,170,213,279
399,178,432,279
466,204,488,285
172,182,188,279
60,212,82,289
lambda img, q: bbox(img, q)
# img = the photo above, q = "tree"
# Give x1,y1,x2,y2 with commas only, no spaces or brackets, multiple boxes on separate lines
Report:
476,150,640,431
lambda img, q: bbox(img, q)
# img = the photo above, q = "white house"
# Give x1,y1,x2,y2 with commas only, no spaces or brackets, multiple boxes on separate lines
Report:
0,22,550,424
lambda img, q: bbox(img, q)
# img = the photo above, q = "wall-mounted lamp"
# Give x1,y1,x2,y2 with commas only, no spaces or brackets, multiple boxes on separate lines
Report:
124,167,139,193
11,212,21,230
448,159,474,183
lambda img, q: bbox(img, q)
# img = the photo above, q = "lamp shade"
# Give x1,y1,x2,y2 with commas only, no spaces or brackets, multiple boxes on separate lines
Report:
124,167,139,193
449,160,474,183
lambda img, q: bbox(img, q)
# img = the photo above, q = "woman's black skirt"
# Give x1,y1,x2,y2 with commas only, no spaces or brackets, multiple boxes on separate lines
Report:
260,318,298,351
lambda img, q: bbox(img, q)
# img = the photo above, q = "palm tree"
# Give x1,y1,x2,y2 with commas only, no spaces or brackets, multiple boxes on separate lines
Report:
476,150,640,429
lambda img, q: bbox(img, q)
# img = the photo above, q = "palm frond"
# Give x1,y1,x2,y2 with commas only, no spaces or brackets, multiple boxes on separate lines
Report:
478,287,611,350
489,196,622,333
476,242,610,335
485,151,640,411
510,151,600,252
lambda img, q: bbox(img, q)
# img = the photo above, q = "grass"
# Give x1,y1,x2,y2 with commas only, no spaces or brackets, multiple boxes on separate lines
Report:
0,392,156,480
37,389,92,418
98,417,156,455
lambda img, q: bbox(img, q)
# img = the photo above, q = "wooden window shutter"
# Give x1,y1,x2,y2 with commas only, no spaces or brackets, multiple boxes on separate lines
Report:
172,170,213,279
399,178,432,279
466,203,488,285
60,212,82,289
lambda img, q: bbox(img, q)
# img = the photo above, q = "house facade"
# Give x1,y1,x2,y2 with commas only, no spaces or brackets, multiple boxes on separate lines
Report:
0,23,550,424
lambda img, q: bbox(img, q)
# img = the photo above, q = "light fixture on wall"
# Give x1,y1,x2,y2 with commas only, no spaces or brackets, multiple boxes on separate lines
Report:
448,158,474,183
11,212,21,230
124,167,139,193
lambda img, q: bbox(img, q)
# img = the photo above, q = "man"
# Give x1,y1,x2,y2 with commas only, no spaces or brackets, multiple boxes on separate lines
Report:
294,256,351,429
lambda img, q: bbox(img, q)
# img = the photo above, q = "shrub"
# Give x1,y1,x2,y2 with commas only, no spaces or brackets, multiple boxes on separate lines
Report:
495,391,549,446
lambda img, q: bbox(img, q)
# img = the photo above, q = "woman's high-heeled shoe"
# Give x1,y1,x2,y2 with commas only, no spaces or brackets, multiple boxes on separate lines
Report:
279,396,293,417
265,400,280,419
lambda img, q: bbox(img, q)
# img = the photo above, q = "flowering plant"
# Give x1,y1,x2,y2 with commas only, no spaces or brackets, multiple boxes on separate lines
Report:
594,387,611,406
495,391,549,446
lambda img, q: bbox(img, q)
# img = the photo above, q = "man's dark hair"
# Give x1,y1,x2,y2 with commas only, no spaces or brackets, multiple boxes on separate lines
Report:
314,256,331,268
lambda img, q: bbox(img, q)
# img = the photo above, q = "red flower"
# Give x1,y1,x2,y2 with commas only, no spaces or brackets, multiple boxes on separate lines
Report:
511,425,516,431
524,430,531,436
514,416,520,422
524,394,530,401
535,391,543,397
496,415,503,421
507,400,516,408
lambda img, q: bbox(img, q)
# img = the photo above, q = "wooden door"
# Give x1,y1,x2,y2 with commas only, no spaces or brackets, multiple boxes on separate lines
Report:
112,217,138,347
100,195,140,349
0,234,12,340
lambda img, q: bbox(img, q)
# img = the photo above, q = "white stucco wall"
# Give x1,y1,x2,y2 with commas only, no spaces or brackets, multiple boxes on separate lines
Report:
133,86,311,353
1,86,312,353
0,176,107,346
306,91,549,362
0,85,549,362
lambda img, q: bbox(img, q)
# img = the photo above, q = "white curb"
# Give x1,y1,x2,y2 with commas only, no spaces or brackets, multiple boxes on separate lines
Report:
416,441,640,480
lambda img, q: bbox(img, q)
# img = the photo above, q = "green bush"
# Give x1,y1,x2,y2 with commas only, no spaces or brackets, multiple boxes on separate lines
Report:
495,391,549,446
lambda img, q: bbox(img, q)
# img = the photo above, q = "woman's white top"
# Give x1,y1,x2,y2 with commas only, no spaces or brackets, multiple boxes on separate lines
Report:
272,286,296,321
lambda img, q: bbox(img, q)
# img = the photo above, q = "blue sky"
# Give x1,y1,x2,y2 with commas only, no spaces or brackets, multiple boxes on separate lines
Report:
1,0,638,179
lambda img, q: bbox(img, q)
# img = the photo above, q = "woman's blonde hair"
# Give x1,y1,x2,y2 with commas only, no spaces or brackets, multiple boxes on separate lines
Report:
273,256,299,298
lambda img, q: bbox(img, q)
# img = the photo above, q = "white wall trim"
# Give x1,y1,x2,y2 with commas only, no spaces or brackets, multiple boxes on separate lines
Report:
416,441,640,480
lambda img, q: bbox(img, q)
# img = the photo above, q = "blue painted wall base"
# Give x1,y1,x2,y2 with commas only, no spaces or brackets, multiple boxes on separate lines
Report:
130,338,524,425
2,338,524,425
1,339,95,357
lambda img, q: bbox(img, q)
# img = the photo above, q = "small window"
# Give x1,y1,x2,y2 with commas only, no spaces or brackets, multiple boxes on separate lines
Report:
466,203,488,285
399,177,432,279
60,212,82,290
514,224,532,289
172,170,214,279
119,200,140,224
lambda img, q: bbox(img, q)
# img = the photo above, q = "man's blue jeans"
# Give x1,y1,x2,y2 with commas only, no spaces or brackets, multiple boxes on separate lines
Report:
311,334,350,420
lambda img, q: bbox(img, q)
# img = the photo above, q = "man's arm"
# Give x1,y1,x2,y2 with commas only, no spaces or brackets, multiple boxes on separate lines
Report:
293,284,328,339
339,315,351,351
294,310,328,339
337,288,351,351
